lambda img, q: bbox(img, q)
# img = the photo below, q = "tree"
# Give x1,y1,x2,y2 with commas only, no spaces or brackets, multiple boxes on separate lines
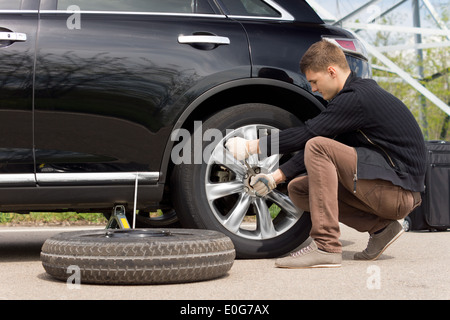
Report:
369,13,449,141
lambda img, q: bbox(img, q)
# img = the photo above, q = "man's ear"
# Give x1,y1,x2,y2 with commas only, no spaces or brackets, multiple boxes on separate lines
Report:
327,66,338,78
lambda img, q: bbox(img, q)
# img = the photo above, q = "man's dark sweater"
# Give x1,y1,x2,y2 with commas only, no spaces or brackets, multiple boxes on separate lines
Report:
260,72,427,192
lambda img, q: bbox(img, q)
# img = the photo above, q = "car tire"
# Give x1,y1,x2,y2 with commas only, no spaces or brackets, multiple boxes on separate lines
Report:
41,228,235,285
171,103,312,258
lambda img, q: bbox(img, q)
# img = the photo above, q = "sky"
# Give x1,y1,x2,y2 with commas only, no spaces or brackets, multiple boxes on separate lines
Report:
306,0,449,28
306,0,449,52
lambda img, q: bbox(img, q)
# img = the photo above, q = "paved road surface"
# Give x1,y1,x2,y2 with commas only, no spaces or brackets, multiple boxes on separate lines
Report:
0,224,449,301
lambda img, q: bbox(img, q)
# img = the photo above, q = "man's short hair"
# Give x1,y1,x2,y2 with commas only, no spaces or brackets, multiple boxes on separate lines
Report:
300,40,350,73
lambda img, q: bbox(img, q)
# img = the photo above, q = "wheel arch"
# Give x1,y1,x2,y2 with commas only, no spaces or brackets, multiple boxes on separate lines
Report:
159,78,324,187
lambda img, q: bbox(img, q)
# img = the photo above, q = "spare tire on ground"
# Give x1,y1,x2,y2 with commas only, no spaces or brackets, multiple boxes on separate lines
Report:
41,228,235,285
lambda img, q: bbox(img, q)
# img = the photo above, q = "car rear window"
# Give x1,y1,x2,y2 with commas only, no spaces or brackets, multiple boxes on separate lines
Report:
220,0,281,17
0,0,21,10
57,0,215,14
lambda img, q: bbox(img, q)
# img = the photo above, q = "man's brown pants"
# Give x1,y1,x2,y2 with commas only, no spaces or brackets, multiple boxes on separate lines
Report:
288,137,422,253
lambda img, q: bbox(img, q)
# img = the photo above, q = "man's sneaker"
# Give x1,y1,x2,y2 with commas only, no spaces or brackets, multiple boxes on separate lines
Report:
354,220,404,261
275,241,342,269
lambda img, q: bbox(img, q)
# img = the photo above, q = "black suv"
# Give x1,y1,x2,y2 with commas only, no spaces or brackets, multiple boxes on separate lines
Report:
0,0,370,258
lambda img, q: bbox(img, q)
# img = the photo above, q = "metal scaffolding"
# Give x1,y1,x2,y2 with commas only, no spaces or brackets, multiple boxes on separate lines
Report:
307,0,450,118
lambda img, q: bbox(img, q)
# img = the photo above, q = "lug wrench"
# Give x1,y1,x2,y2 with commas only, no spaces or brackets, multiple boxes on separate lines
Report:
244,159,257,176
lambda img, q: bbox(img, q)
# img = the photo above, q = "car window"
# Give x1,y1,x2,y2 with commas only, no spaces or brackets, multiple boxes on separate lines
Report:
57,0,215,14
220,0,280,17
0,0,21,10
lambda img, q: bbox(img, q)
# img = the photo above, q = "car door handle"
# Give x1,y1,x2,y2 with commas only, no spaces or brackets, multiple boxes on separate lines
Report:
178,35,230,45
0,32,27,42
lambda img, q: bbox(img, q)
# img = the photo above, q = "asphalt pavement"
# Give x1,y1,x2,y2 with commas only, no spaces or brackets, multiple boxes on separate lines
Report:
0,223,449,301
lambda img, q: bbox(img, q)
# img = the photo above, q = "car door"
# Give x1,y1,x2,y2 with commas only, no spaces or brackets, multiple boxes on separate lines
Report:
0,0,38,186
34,0,250,186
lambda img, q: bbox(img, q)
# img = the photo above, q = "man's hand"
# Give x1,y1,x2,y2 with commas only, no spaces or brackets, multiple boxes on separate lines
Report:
225,137,260,160
225,137,250,160
250,173,277,197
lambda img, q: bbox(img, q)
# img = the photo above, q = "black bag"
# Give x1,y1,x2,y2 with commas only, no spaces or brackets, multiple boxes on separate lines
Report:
405,141,450,231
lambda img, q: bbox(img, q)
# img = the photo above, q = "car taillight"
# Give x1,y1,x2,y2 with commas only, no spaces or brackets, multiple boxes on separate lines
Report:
335,39,356,51
322,36,368,61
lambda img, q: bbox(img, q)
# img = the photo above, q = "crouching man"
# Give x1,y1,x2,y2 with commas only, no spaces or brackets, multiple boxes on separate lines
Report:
226,40,426,268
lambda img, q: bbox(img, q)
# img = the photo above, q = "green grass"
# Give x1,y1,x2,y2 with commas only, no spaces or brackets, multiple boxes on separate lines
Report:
0,205,281,226
269,204,281,219
0,212,107,225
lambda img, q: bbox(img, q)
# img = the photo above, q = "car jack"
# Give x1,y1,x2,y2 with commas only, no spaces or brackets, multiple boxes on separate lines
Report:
106,205,131,229
106,173,140,229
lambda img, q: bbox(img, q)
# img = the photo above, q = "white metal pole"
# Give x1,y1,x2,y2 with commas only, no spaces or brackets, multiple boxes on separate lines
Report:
133,172,138,229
